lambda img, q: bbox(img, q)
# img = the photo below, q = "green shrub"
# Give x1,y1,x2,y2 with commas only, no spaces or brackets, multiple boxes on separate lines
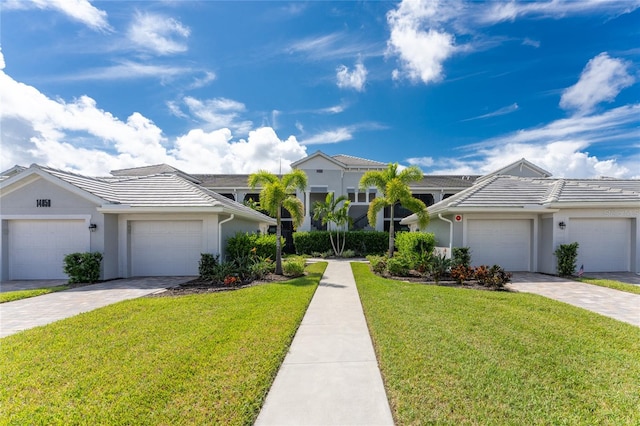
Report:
283,256,306,277
341,249,356,258
293,232,332,254
394,232,436,272
428,252,451,284
226,232,282,261
249,256,275,280
387,253,412,277
474,265,512,289
63,252,103,284
253,234,280,260
345,231,389,256
294,231,388,256
395,232,436,258
451,247,471,268
367,255,388,274
199,253,220,280
554,242,579,277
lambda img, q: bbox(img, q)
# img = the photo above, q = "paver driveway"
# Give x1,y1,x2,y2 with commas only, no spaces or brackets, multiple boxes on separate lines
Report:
0,277,194,338
509,273,640,327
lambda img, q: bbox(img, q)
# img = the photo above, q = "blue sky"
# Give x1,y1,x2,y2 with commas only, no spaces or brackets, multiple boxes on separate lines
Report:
1,0,638,178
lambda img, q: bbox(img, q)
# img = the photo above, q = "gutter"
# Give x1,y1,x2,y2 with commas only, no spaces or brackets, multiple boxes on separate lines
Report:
218,214,235,261
438,213,453,254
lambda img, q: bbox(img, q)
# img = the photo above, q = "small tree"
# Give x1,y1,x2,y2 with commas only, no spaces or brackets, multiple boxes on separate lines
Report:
312,193,351,257
248,169,308,275
359,163,429,257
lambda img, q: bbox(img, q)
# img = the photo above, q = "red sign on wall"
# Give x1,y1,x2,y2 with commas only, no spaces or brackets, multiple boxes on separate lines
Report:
454,214,462,222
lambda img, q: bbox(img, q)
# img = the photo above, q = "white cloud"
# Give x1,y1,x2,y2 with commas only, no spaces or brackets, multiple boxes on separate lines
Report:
462,103,519,121
4,0,111,31
430,104,640,178
386,0,457,84
336,60,368,91
59,61,192,82
0,64,307,175
171,127,307,174
182,96,253,134
287,32,381,62
479,0,640,25
320,104,347,114
560,53,635,114
188,71,216,89
127,11,190,56
300,128,354,145
406,156,435,167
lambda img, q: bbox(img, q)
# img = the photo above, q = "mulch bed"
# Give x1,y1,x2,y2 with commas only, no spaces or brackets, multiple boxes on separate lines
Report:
379,270,513,291
147,273,295,297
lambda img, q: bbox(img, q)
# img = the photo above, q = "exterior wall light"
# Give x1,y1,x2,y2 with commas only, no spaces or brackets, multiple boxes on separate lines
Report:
89,223,98,232
558,221,566,230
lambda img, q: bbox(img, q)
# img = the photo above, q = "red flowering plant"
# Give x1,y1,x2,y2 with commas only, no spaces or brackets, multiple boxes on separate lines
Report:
223,275,240,286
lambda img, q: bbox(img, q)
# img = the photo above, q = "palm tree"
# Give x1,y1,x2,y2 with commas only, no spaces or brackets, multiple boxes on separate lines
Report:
248,169,308,274
359,163,429,257
312,193,351,257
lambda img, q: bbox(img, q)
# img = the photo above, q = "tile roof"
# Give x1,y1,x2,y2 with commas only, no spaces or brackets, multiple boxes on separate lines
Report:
41,166,119,202
404,175,640,221
412,175,479,189
110,164,186,176
332,154,386,167
15,165,274,223
193,174,252,188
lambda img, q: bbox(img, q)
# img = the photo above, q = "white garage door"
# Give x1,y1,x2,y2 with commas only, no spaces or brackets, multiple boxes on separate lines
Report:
569,218,631,272
130,221,202,276
9,219,89,279
467,219,531,271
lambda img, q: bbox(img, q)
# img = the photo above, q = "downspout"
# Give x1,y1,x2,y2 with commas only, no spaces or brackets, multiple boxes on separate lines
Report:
218,214,235,261
438,213,453,254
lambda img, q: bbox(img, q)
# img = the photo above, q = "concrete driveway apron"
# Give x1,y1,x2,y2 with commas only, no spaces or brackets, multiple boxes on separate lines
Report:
508,273,640,327
0,277,194,338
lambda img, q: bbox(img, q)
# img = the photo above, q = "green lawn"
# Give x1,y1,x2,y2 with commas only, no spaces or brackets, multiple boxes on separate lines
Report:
352,262,640,425
0,285,71,303
577,277,640,295
0,262,326,425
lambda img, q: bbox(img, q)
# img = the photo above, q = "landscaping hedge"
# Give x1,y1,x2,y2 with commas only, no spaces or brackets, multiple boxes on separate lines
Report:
293,231,388,256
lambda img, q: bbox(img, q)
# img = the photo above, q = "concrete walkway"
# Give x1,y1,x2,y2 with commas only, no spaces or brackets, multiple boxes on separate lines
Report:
509,273,640,327
0,276,193,338
255,260,394,426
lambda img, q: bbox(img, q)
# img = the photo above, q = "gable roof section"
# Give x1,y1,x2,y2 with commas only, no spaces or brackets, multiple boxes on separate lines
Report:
0,165,111,205
332,154,385,168
290,150,386,171
290,150,346,170
110,163,201,183
476,158,552,183
0,165,275,223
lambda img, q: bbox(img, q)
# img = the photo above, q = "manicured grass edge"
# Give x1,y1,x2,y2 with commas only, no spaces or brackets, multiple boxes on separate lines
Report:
576,276,640,294
0,285,70,303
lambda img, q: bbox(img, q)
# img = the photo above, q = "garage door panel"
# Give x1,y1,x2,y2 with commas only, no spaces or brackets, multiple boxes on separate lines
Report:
9,220,88,279
569,219,630,272
130,220,202,276
467,219,531,271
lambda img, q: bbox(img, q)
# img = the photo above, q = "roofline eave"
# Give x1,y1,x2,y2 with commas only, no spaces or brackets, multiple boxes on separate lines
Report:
97,205,277,224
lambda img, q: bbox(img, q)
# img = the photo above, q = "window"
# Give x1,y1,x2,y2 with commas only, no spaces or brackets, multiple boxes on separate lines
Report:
347,188,355,203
